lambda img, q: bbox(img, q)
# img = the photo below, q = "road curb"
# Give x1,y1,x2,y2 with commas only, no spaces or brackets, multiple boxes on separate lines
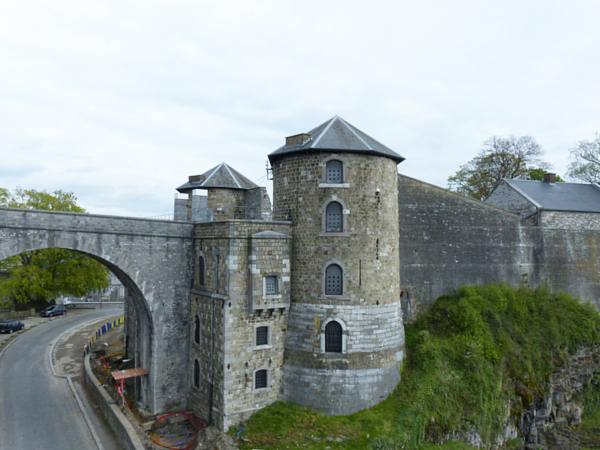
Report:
84,353,146,450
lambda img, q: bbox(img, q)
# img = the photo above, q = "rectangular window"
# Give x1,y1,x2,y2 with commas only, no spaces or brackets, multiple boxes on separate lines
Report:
326,160,343,183
255,369,268,389
265,276,278,295
256,326,269,346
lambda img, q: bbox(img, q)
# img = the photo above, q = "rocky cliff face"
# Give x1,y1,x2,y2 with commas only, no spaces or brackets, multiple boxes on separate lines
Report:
513,346,598,449
451,346,600,449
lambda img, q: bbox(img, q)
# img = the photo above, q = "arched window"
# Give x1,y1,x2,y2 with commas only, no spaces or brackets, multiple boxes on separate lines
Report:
326,202,343,232
198,256,205,286
325,321,343,352
194,359,200,388
326,160,343,183
325,264,343,295
194,315,200,345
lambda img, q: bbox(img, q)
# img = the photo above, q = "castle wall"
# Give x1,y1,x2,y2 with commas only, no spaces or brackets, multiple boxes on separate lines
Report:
188,220,292,430
273,152,404,415
539,210,600,230
245,187,272,221
522,227,600,308
399,174,600,319
398,174,529,320
207,189,246,221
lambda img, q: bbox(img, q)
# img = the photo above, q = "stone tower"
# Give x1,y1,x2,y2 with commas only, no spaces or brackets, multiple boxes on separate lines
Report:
268,116,406,415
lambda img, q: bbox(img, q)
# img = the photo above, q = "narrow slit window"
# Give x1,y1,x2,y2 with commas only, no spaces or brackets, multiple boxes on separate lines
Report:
326,160,343,183
326,202,343,232
194,315,200,344
325,264,343,295
198,256,205,286
325,321,343,352
194,359,200,388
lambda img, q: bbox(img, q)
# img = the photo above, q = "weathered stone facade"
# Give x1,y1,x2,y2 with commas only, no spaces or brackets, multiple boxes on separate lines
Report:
187,220,292,430
270,151,404,414
539,210,600,229
9,116,600,435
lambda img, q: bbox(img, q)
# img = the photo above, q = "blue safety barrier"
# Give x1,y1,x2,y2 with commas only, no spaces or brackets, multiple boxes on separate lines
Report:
83,316,125,359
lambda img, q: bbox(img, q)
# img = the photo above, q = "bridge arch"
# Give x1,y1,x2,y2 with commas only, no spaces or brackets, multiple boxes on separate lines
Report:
0,207,194,413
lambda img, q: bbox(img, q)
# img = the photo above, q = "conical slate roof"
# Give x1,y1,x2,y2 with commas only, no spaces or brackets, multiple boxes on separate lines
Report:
176,163,259,193
268,116,405,164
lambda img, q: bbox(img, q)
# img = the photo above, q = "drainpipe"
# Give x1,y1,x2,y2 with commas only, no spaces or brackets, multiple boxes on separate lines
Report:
209,248,220,426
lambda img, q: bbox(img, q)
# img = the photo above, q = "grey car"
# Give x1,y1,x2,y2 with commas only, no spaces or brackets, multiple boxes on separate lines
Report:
40,305,67,317
0,320,25,334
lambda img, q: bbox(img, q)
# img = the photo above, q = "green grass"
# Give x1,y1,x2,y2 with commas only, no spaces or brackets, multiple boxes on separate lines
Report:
230,284,600,449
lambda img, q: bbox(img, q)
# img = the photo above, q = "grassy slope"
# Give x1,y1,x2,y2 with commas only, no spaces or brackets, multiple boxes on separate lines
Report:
230,285,600,449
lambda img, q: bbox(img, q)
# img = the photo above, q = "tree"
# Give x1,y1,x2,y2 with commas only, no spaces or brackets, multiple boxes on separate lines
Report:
525,168,564,182
0,188,110,309
567,133,600,184
448,135,551,201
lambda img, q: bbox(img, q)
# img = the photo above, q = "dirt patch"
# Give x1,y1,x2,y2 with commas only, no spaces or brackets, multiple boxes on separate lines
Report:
89,328,238,450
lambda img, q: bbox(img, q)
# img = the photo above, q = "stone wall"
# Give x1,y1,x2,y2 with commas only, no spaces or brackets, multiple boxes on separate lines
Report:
540,210,600,230
188,220,292,430
282,301,403,415
522,227,600,310
174,195,210,222
245,187,272,221
0,207,194,414
398,175,526,320
399,175,600,318
208,189,246,221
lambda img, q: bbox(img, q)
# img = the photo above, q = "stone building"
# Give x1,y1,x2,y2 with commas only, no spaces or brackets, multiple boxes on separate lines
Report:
485,173,600,228
173,116,600,430
176,116,405,429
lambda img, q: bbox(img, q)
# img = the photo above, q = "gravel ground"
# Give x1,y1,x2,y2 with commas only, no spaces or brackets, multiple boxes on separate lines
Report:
88,323,237,450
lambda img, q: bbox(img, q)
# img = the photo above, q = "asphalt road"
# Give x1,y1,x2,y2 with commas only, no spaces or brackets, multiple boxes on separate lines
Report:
0,306,125,450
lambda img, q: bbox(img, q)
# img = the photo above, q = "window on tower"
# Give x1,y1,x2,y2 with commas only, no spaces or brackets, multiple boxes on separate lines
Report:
326,160,343,183
325,264,343,295
326,202,343,232
325,321,343,352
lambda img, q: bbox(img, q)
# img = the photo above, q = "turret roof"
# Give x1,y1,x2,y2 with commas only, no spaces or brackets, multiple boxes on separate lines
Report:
268,116,405,164
176,163,258,193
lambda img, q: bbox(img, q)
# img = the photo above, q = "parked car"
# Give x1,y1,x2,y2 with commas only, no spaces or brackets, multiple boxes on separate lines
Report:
40,305,67,317
0,320,24,334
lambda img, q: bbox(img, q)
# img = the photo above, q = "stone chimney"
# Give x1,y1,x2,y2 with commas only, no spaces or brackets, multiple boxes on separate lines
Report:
543,173,556,184
286,133,311,146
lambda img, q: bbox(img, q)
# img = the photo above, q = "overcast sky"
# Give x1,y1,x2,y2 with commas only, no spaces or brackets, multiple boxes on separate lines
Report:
1,1,599,217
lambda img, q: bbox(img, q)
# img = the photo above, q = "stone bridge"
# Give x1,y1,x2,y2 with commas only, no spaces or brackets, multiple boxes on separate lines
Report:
0,207,194,413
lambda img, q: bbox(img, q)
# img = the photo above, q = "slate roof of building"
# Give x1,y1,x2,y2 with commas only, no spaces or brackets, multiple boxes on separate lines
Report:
504,179,600,212
268,116,405,164
176,163,259,192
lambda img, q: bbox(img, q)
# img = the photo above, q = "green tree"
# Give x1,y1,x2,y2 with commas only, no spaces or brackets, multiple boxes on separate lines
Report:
525,168,564,182
448,135,551,201
0,188,110,309
567,133,600,184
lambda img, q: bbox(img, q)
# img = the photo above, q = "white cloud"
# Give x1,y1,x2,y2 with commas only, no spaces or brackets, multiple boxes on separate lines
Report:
2,0,600,216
